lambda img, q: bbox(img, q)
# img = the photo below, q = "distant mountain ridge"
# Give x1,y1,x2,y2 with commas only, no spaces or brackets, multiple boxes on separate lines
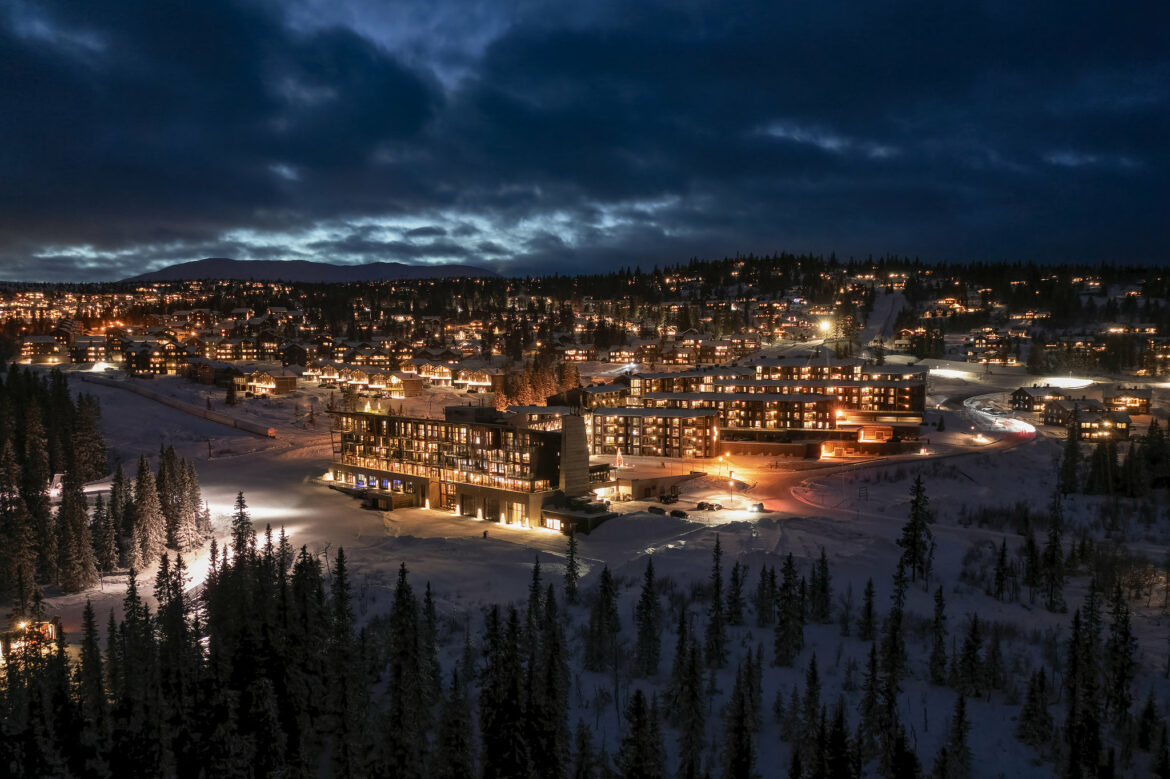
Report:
126,257,499,282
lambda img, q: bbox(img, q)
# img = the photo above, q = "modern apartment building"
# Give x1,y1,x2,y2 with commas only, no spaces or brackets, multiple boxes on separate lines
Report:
328,405,589,527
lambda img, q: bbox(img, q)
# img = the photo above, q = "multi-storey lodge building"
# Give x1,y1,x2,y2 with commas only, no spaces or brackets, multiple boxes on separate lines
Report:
329,405,590,527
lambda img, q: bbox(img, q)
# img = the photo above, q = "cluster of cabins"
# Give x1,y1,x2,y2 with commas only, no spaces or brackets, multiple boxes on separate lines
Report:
1011,384,1152,440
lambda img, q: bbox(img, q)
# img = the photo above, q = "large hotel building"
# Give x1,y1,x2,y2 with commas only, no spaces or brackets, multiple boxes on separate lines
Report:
581,357,927,458
329,405,592,526
327,355,928,526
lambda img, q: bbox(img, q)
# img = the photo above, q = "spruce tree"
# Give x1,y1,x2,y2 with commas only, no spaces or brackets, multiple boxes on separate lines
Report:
721,662,758,779
564,530,580,604
896,475,933,583
585,565,620,672
727,560,746,626
858,577,876,642
1016,668,1054,748
91,493,118,572
753,565,776,627
433,671,476,779
1103,584,1137,729
929,586,949,686
809,547,832,623
1060,430,1081,495
1042,497,1066,613
615,689,666,779
230,491,255,559
956,614,984,699
56,470,98,592
705,534,727,669
675,635,706,779
773,553,804,666
937,695,972,779
132,455,165,567
385,562,428,778
634,557,662,677
571,720,595,779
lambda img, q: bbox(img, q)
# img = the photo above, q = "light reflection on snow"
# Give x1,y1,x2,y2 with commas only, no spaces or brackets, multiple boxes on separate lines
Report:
1040,376,1094,389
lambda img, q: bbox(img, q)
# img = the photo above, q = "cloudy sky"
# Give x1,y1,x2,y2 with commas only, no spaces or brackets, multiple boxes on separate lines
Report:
1,0,1166,281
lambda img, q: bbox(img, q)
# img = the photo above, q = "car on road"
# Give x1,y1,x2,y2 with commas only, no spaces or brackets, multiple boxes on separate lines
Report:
647,506,666,515
709,502,723,511
669,509,688,519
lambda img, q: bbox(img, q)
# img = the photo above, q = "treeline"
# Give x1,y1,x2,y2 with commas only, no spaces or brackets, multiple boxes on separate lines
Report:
3,481,1167,777
1059,420,1170,499
3,441,209,608
0,367,109,602
493,360,580,410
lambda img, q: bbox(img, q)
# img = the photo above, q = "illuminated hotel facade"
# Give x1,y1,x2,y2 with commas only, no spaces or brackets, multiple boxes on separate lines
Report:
328,406,589,526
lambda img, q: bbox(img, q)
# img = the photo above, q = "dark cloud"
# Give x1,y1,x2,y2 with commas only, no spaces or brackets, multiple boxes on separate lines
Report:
0,0,1166,280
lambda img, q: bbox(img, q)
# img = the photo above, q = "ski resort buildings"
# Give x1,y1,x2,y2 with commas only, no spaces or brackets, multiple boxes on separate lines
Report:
328,405,593,528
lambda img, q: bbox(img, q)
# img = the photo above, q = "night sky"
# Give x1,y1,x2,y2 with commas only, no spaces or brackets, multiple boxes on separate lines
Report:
1,0,1167,281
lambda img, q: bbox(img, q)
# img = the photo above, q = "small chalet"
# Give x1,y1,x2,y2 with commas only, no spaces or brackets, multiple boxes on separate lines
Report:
1011,385,1067,412
1102,386,1151,415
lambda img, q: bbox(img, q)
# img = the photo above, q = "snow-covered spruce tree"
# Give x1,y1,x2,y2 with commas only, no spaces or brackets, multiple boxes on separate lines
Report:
229,490,255,560
56,470,97,592
705,534,727,669
132,455,166,568
896,475,933,584
0,441,40,611
634,556,662,677
563,530,580,604
22,403,57,584
773,553,804,666
91,493,118,572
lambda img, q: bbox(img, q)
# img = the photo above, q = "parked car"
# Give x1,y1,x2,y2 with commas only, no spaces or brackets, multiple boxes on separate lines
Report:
658,493,678,504
669,509,688,519
696,501,711,511
647,506,666,515
709,503,723,511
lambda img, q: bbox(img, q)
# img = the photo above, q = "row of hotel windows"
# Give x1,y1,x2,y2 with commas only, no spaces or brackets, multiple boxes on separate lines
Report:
338,455,550,493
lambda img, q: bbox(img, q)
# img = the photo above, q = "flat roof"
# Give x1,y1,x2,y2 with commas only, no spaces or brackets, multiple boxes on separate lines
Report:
593,407,719,419
643,391,831,403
